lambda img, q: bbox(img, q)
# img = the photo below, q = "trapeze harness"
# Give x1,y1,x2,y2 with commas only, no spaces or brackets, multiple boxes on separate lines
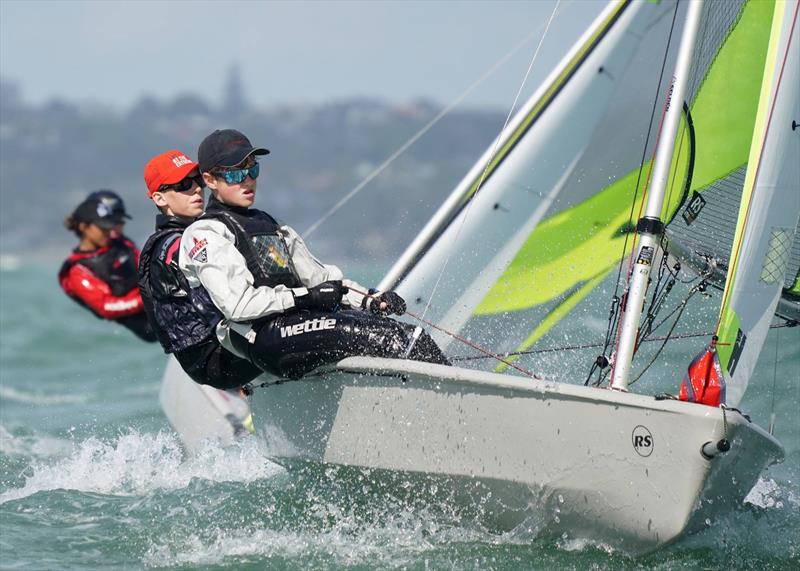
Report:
201,198,449,379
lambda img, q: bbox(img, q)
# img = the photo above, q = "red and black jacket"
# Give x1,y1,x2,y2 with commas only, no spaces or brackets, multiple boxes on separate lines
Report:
58,237,145,320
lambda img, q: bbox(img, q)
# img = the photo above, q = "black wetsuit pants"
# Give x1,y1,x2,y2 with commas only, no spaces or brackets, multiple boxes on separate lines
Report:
230,308,450,380
175,338,263,390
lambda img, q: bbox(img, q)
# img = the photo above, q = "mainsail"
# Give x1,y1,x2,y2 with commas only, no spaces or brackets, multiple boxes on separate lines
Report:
381,0,688,350
381,0,797,395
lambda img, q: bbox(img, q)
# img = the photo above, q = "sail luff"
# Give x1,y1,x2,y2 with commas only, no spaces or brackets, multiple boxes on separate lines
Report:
610,0,705,391
714,0,799,407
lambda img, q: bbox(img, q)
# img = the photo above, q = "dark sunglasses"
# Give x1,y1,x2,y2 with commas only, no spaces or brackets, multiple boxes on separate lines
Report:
159,174,204,193
216,162,260,185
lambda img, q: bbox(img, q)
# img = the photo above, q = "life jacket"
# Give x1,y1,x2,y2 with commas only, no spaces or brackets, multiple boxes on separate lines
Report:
138,216,223,354
59,238,140,297
201,197,302,289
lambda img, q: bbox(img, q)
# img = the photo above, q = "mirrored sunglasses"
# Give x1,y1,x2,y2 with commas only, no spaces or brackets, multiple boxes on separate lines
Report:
217,162,260,185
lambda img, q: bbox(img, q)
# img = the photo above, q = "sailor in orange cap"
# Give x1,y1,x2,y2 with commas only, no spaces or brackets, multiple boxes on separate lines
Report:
176,129,449,383
138,150,261,388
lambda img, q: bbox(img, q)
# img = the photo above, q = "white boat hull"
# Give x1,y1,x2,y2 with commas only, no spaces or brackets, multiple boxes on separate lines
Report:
159,356,253,453
250,357,784,553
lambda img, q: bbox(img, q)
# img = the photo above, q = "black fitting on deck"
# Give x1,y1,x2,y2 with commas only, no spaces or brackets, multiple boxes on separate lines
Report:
701,438,731,460
636,216,665,236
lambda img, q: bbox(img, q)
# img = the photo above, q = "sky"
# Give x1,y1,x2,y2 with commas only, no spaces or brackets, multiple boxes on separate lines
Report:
0,0,606,111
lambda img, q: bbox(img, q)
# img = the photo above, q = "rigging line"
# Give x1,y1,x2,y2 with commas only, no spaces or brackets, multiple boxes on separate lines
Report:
639,241,690,341
350,286,540,378
608,2,681,380
610,0,681,299
674,102,697,213
301,14,555,239
663,2,709,221
417,0,563,323
716,0,800,332
585,293,622,386
625,76,672,281
643,245,671,324
769,326,780,434
629,284,701,386
629,11,708,347
663,109,689,220
451,327,733,363
639,266,673,341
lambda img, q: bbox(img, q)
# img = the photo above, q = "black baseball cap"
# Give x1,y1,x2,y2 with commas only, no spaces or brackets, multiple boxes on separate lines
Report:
197,129,269,173
72,195,127,229
87,189,132,220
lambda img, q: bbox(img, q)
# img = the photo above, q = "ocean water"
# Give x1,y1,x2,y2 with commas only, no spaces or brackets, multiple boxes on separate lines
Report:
1,263,798,570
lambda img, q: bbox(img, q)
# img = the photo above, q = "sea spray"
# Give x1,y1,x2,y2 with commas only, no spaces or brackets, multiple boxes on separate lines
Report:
0,429,279,504
1,264,797,569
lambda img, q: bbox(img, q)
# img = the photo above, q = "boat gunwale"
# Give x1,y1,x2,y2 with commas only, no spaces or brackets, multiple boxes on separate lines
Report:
255,356,781,449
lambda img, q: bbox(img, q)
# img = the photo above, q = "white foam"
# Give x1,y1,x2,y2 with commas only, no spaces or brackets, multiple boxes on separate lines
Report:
0,424,18,455
0,425,73,458
142,504,490,569
744,477,800,509
556,535,615,554
0,430,282,505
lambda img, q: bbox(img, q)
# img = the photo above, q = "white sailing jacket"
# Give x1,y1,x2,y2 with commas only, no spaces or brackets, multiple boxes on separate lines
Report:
179,217,366,352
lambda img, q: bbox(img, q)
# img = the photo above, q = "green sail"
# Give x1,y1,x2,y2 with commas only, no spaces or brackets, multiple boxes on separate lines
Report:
479,0,775,371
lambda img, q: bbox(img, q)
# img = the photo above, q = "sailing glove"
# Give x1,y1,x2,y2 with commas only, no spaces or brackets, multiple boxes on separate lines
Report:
367,290,406,316
293,281,348,312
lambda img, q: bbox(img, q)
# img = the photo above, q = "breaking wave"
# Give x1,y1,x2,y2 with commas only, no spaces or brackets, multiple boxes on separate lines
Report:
0,430,281,504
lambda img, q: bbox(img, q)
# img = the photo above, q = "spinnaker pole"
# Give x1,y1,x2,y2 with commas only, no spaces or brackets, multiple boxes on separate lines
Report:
610,0,704,391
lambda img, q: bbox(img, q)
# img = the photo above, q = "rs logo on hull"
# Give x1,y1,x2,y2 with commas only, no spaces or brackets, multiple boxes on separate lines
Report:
632,425,654,457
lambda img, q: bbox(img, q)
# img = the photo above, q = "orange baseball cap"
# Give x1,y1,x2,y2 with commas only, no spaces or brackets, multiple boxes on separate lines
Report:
143,150,198,197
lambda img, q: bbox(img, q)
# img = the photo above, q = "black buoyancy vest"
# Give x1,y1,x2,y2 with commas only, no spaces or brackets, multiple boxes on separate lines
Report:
138,217,223,354
60,239,140,297
202,198,302,289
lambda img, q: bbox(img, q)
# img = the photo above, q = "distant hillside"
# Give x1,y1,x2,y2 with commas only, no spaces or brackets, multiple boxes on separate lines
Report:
0,80,504,268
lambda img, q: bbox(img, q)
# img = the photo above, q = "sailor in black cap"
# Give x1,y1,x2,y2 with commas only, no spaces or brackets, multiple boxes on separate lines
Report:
177,129,448,383
59,191,157,342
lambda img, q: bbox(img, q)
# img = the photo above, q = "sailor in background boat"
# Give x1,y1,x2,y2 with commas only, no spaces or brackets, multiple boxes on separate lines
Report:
178,129,449,381
59,191,157,342
138,150,263,389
